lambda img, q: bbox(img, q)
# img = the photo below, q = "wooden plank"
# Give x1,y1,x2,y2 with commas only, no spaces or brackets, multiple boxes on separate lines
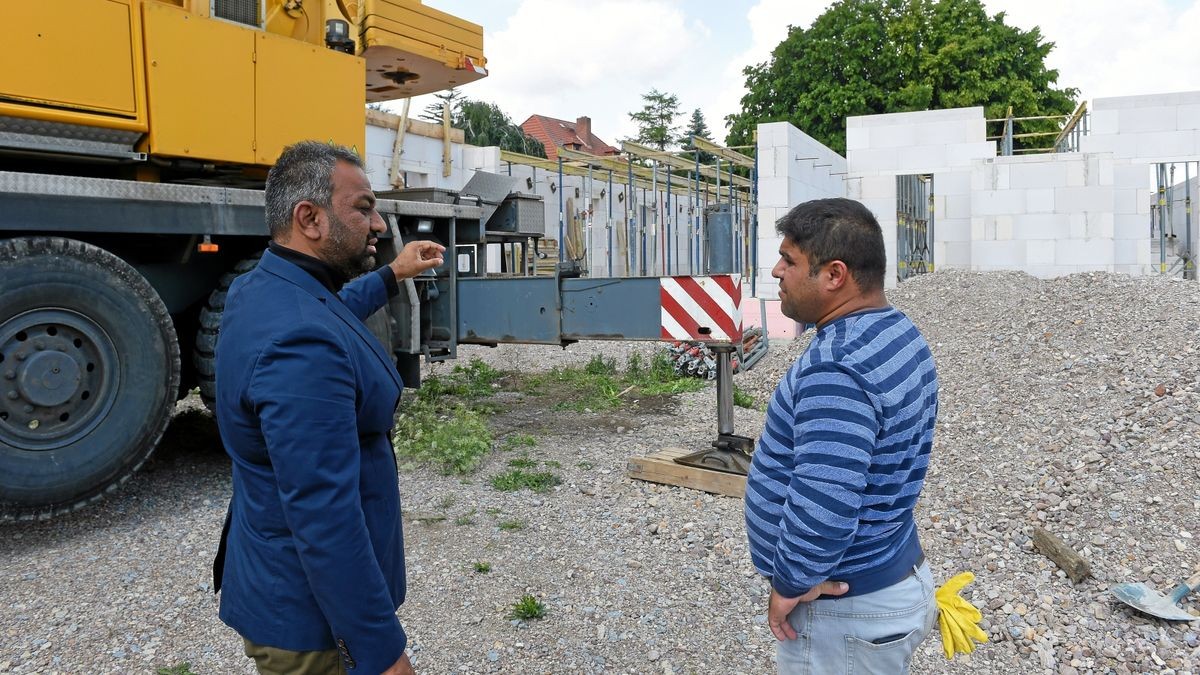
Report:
627,446,746,498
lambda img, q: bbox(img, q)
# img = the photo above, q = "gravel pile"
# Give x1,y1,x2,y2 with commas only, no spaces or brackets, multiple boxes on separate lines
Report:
2,270,1199,674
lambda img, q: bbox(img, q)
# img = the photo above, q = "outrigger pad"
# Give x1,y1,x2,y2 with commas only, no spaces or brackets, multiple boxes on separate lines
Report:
674,434,755,475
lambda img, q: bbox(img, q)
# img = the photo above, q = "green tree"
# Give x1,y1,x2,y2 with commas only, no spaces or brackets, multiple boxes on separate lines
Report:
725,0,1077,154
683,108,715,165
629,88,682,151
418,88,466,124
456,100,546,157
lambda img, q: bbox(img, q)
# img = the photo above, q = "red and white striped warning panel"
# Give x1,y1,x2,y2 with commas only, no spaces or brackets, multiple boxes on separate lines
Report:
660,275,742,342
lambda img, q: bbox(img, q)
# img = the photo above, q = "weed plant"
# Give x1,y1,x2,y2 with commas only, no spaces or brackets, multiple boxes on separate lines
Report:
509,595,546,620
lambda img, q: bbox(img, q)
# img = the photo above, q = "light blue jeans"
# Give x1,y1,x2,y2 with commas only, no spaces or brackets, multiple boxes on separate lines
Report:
776,562,937,674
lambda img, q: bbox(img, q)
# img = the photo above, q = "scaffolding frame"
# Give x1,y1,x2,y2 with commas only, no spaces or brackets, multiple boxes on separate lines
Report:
499,137,756,284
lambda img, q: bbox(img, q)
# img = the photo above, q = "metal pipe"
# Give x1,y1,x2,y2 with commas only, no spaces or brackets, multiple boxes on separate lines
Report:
640,188,647,276
666,168,673,275
651,161,658,275
607,169,614,277
1187,162,1195,278
751,149,758,297
1159,163,1167,273
587,162,594,274
627,159,634,276
714,346,734,436
558,155,565,263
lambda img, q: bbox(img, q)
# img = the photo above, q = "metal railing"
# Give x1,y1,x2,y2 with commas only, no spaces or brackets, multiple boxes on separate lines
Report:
988,101,1089,156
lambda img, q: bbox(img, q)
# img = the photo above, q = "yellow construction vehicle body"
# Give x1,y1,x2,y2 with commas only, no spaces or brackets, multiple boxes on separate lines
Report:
0,0,485,168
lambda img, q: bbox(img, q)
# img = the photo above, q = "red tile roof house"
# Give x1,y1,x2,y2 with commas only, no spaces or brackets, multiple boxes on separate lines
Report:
520,115,619,161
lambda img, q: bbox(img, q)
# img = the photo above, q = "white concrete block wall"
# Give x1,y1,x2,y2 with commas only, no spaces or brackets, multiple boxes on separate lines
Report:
754,122,848,298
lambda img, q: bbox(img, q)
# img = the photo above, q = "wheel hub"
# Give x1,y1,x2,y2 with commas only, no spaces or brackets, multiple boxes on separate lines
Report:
17,351,82,407
0,309,118,450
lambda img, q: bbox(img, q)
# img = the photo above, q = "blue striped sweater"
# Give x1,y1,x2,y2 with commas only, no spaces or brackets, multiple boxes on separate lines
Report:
744,307,937,598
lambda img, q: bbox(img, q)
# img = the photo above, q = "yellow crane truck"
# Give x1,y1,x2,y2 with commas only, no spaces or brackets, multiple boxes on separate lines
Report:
0,0,487,520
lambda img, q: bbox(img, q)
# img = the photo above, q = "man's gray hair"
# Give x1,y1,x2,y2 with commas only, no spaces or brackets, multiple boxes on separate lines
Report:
265,141,364,239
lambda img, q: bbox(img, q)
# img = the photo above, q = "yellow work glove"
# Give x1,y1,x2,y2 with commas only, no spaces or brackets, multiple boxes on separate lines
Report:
935,571,989,659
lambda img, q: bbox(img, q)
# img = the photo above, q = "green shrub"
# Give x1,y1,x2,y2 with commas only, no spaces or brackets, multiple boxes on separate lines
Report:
392,400,492,474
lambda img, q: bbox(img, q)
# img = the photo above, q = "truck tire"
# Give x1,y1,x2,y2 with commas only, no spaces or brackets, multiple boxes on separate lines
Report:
0,237,180,521
193,255,260,412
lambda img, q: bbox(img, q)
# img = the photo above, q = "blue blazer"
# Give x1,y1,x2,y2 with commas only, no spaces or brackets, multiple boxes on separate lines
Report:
214,249,406,673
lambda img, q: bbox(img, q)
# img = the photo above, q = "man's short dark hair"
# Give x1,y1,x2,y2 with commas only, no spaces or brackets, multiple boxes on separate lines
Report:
776,198,886,291
265,141,364,239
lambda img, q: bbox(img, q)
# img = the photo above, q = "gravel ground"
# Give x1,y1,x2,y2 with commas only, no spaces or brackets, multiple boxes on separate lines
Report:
2,270,1199,674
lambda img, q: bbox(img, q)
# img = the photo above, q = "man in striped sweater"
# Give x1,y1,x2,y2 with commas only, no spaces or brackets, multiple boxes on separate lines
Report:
745,198,939,674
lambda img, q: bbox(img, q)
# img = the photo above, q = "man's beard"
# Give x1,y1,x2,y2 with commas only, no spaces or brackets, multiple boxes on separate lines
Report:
325,212,375,280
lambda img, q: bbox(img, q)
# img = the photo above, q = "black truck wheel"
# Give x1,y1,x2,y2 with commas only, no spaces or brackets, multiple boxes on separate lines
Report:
193,255,260,412
0,237,180,521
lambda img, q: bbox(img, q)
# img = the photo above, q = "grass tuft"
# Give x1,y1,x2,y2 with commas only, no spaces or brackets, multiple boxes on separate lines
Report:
490,469,561,493
508,594,546,620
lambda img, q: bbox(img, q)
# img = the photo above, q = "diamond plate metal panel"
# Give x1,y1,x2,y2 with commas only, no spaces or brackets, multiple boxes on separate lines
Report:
0,116,141,158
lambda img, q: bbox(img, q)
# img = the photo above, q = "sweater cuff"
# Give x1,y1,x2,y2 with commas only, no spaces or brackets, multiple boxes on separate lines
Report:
771,576,809,600
375,266,400,298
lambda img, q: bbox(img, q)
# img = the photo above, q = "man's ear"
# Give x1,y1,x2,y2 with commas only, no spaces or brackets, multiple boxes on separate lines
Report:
823,260,851,291
293,201,323,242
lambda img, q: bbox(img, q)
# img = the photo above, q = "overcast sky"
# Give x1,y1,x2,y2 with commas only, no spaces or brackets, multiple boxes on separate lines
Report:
398,0,1200,148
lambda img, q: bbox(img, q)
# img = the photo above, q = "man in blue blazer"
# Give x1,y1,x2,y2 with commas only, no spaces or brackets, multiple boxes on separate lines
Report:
214,141,444,675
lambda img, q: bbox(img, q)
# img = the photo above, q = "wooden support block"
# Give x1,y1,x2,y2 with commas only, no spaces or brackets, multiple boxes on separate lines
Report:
627,446,747,498
1032,525,1091,583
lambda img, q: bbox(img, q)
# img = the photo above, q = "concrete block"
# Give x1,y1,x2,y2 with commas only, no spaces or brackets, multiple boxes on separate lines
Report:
936,217,971,242
971,240,1027,267
1069,213,1087,239
915,119,983,146
858,174,896,200
1113,188,1139,215
1136,189,1153,214
856,106,984,128
1027,188,1055,213
1055,239,1114,266
1136,239,1152,265
1136,130,1198,160
869,124,918,148
1113,163,1150,189
1113,238,1142,265
1012,213,1070,240
972,189,1026,216
1054,186,1112,213
1087,212,1115,239
936,170,972,195
759,177,789,207
941,241,971,267
897,145,948,172
1119,106,1178,134
996,215,1013,240
945,194,971,219
846,126,870,151
945,141,996,166
1090,109,1119,135
1098,156,1115,186
1066,160,1086,187
971,217,986,240
1024,264,1072,278
847,147,900,173
997,165,1010,190
1114,213,1147,239
1010,161,1069,189
1177,104,1200,131
1027,239,1056,266
845,176,863,200
1080,133,1139,159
